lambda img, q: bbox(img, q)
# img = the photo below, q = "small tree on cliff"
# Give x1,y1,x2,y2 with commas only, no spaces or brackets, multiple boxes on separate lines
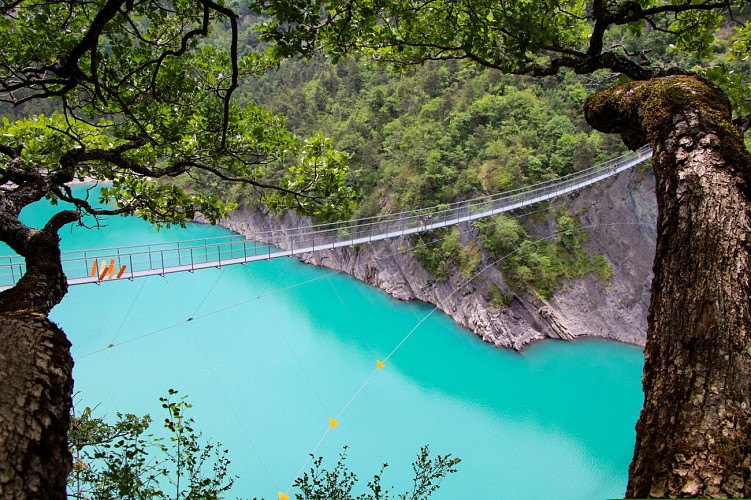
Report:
0,1,357,497
251,0,751,497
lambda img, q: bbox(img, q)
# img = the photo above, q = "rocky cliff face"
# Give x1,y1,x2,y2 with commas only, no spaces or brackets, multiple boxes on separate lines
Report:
220,166,657,350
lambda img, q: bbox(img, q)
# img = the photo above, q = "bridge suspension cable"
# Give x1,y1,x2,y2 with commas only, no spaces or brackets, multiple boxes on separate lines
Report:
0,146,651,289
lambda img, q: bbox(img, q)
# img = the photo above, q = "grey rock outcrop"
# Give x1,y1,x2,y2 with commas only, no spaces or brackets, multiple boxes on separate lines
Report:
220,166,656,350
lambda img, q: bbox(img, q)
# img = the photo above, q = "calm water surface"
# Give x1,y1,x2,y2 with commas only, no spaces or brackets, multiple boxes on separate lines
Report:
13,196,644,499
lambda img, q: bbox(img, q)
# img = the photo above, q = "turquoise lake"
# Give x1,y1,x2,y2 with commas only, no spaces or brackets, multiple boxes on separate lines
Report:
10,195,644,499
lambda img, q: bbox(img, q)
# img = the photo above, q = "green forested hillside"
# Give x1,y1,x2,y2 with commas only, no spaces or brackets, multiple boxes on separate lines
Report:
240,57,626,216
3,9,743,298
234,56,630,296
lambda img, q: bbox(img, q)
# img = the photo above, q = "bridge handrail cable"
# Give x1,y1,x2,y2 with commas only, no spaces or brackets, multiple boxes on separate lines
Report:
0,145,652,287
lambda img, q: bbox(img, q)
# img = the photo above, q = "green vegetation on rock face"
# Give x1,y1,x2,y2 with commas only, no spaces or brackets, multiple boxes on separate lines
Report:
411,212,611,299
412,227,482,283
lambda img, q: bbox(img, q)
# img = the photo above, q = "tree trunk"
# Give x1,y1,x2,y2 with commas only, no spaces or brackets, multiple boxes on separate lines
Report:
0,312,73,499
0,229,69,316
0,204,79,497
585,75,751,497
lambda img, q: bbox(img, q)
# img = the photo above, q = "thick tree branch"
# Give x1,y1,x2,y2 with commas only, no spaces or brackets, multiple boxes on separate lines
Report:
0,209,33,256
639,0,731,19
43,209,81,233
733,113,751,133
0,144,19,159
59,0,126,80
516,50,688,81
197,0,240,150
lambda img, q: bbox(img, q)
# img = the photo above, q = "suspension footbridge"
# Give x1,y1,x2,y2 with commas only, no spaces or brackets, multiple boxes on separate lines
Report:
0,146,651,290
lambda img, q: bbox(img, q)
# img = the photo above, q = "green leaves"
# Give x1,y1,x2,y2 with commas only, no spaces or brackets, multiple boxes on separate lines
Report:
253,0,751,89
100,177,237,227
68,403,164,499
253,0,589,72
293,444,460,499
68,390,236,499
265,132,358,219
69,394,457,499
1,114,98,164
1,0,361,246
668,7,723,59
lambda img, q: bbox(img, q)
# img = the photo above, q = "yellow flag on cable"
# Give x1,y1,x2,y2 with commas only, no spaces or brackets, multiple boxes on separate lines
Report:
376,360,385,369
329,417,339,428
278,492,289,500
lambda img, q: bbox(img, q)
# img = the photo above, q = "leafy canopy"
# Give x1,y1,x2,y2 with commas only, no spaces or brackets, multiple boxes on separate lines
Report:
0,0,358,233
68,389,236,499
253,0,751,121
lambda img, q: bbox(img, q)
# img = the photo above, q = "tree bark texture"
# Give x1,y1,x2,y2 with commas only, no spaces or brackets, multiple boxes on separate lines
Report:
585,75,751,497
0,229,69,316
0,312,73,499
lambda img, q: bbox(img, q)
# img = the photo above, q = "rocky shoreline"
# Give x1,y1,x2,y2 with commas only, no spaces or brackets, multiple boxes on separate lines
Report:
218,166,657,351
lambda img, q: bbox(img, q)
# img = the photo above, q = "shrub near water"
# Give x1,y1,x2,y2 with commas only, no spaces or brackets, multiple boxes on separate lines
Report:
68,391,460,499
68,390,235,499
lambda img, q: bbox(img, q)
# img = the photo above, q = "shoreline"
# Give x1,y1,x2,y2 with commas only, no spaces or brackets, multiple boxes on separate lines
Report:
214,189,653,351
67,176,100,186
60,171,654,352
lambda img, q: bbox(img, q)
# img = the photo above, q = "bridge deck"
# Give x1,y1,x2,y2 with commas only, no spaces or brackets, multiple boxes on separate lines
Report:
0,147,651,290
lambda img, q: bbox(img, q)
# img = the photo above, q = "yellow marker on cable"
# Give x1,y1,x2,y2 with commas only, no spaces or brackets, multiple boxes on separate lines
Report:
278,492,289,500
376,360,384,369
329,417,339,428
107,259,116,279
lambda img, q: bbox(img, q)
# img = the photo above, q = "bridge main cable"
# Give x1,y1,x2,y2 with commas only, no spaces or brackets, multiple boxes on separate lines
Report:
0,146,651,289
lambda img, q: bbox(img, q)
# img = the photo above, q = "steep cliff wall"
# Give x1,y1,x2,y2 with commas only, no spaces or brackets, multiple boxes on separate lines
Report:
221,166,656,350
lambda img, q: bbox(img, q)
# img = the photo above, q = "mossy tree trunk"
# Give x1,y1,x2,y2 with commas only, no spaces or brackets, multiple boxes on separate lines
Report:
585,75,751,498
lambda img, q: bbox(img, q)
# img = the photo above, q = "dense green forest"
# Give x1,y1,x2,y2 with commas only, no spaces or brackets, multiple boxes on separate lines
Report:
224,11,748,297
242,58,626,212
1,10,745,299
233,48,631,297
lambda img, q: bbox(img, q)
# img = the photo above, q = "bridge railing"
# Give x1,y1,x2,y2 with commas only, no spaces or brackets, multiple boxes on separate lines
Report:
0,146,651,288
0,236,285,286
259,145,651,249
